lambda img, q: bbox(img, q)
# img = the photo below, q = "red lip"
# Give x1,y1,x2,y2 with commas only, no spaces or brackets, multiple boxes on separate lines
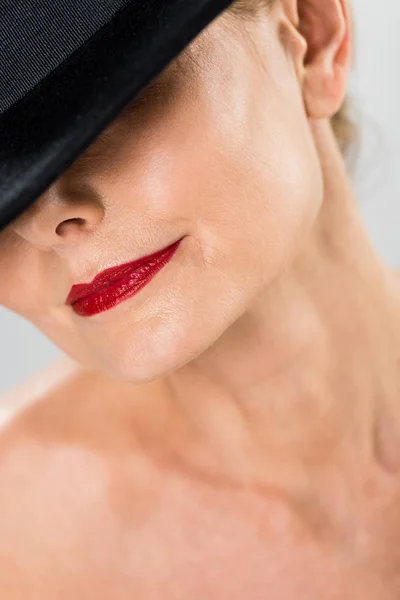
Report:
66,238,183,317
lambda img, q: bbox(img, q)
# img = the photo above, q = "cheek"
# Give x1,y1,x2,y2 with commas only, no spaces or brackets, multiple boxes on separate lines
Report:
0,244,77,357
214,105,322,283
149,93,323,289
0,245,36,317
0,228,49,319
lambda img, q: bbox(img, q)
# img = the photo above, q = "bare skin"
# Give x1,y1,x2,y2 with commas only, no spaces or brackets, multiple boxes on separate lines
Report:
1,0,400,597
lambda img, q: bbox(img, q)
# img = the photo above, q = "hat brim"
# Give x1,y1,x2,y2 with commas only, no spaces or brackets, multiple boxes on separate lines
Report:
0,0,235,231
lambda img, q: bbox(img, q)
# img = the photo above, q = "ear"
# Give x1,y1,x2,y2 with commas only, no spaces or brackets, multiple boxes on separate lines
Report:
283,0,352,120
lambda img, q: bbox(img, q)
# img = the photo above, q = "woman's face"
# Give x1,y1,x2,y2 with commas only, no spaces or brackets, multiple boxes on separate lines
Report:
0,10,323,383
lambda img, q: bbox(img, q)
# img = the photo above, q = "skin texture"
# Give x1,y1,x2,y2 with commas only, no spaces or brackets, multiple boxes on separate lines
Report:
1,0,400,597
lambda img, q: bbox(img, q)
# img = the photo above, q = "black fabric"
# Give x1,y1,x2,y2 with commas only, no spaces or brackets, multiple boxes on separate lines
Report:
0,0,235,230
0,0,131,114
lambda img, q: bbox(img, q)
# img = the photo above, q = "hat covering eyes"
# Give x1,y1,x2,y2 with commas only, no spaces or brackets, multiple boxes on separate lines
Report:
0,0,235,231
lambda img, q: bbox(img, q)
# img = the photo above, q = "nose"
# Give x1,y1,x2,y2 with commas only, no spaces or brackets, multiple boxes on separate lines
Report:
11,182,105,249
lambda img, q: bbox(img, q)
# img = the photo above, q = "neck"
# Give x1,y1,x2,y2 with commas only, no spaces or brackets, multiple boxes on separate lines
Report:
162,121,400,506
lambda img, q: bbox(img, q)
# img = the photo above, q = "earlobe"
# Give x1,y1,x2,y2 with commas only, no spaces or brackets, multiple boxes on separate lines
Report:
298,0,351,120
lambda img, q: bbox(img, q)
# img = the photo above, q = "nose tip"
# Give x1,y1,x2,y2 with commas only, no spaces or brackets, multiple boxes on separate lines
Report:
11,186,105,248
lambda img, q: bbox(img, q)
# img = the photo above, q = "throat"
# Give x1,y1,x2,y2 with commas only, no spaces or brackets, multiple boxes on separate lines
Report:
161,262,400,520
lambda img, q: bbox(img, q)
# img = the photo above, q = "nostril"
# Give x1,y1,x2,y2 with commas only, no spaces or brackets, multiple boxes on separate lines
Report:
55,217,87,236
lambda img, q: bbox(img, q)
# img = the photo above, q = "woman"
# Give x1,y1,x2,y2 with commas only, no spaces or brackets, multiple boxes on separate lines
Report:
1,0,400,597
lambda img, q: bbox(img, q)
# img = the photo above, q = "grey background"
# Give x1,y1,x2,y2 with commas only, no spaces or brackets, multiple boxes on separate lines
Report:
0,0,399,395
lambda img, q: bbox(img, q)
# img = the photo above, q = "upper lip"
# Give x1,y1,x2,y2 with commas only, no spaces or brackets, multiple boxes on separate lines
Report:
66,240,180,306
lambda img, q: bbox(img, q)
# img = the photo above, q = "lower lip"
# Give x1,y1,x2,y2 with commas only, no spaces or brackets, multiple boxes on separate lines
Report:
70,239,183,317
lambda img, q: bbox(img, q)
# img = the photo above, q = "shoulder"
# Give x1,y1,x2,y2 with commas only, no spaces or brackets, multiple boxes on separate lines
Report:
0,359,153,519
0,356,82,429
0,365,163,595
393,267,400,281
0,358,163,498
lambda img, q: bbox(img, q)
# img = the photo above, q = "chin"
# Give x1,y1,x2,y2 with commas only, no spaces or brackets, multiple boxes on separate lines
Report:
84,290,250,385
88,318,218,385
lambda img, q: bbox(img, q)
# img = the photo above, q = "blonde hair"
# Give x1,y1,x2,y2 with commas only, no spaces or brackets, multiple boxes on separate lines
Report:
226,0,355,156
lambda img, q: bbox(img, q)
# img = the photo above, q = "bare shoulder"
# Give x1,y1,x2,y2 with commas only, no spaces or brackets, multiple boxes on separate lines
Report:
0,355,168,505
387,267,400,312
0,356,82,428
0,357,162,513
0,356,161,447
0,363,164,597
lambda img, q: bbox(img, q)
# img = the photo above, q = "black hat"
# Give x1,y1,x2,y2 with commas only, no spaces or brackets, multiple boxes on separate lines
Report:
0,0,235,231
